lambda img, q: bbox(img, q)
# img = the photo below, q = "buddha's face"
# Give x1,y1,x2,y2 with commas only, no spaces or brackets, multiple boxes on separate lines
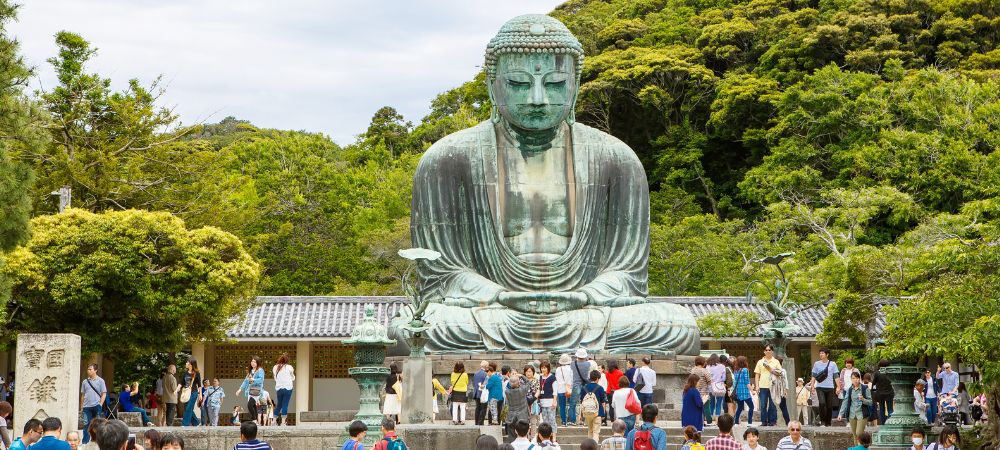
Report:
492,52,577,131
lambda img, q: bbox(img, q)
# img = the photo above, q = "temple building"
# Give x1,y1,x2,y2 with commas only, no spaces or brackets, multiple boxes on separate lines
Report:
186,295,886,418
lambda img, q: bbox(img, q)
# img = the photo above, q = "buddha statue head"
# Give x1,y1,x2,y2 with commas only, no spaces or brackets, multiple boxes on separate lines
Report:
484,15,584,133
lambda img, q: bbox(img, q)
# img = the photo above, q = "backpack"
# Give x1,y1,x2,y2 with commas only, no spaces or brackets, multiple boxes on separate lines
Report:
633,429,654,450
383,437,408,450
725,367,734,389
581,386,600,417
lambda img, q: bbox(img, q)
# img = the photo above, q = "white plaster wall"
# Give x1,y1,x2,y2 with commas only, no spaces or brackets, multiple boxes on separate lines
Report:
312,378,360,411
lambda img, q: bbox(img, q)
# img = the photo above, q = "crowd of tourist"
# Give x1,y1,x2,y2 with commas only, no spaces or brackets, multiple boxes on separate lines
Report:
376,345,983,450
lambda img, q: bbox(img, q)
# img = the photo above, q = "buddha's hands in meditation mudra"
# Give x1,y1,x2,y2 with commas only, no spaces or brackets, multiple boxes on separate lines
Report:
442,292,647,314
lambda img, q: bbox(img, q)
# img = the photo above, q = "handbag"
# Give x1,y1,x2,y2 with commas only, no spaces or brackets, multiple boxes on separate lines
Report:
711,381,727,396
480,384,490,403
625,389,642,415
814,360,832,383
633,369,646,392
180,387,192,403
249,386,261,397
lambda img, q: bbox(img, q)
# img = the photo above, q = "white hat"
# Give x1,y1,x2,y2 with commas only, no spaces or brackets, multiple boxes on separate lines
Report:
559,354,572,365
575,348,589,359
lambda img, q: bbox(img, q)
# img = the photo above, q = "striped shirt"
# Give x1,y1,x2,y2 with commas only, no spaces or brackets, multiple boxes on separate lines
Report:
234,440,273,450
601,436,627,450
776,437,813,450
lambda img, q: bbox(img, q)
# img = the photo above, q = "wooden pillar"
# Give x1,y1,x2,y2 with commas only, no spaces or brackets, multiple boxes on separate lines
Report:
295,341,313,419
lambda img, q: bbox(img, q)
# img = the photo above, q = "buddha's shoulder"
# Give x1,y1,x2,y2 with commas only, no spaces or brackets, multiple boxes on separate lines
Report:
571,122,642,166
419,121,493,162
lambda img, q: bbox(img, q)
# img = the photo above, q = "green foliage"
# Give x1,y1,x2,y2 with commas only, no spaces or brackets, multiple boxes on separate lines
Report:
0,1,45,252
0,209,261,358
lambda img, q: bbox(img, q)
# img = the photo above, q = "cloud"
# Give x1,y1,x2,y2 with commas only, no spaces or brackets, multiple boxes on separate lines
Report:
11,0,562,145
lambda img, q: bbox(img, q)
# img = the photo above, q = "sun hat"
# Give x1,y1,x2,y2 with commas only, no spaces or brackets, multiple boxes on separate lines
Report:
559,354,572,365
575,348,589,359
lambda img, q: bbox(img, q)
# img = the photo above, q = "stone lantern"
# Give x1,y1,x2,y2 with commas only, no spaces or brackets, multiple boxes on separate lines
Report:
345,304,396,446
873,363,927,449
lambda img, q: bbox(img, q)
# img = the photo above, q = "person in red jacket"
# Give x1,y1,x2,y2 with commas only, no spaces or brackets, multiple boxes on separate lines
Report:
606,360,625,422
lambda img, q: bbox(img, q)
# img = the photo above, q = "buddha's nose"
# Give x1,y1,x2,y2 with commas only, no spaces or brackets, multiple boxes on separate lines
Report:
530,82,548,106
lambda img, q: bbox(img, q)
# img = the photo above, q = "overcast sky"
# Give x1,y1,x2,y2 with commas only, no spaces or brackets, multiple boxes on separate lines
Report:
11,0,562,145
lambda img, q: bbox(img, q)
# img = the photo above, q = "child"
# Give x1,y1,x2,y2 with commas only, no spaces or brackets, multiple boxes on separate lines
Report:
231,406,242,426
580,370,608,442
743,427,766,450
342,420,367,450
535,422,561,449
680,425,705,450
849,431,872,450
909,428,926,450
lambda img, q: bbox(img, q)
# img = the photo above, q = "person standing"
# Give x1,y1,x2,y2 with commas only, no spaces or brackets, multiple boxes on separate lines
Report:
624,359,638,389
272,353,295,426
522,366,541,440
581,370,608,442
625,404,667,450
795,378,811,425
682,374,705,432
809,347,839,427
505,374,531,443
872,360,894,424
204,378,225,426
612,377,638,433
538,361,557,433
181,357,202,426
635,357,657,407
838,359,861,404
162,364,179,427
957,382,972,425
769,361,790,426
691,357,712,426
155,370,166,426
837,372,873,439
570,349,594,426
923,370,940,424
708,355,727,420
937,364,959,395
147,386,160,427
486,363,504,426
79,364,107,444
914,381,928,423
754,346,781,427
449,362,470,425
605,360,624,422
199,380,211,427
555,354,574,426
237,356,266,425
733,356,754,425
472,360,489,426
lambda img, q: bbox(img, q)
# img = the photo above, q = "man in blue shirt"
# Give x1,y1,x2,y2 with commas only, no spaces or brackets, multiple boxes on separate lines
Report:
8,419,42,450
937,363,959,395
625,404,667,450
234,420,273,450
31,417,71,450
472,360,489,425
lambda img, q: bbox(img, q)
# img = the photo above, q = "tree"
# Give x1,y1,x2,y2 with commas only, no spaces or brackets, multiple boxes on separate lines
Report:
0,209,261,358
0,1,48,309
30,31,199,214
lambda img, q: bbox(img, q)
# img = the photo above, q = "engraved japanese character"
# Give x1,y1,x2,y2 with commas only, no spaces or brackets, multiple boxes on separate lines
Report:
28,376,57,403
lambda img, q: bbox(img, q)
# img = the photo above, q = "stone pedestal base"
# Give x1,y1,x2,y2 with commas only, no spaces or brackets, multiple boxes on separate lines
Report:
402,357,433,424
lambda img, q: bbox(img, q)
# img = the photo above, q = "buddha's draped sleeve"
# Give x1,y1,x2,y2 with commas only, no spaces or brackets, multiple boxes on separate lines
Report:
410,128,505,305
571,128,650,304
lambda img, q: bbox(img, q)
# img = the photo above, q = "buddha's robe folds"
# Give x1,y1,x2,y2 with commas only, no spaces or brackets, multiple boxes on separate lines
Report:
392,121,699,354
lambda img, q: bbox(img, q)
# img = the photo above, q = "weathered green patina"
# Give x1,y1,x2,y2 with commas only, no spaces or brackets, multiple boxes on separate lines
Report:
346,304,396,446
390,14,699,354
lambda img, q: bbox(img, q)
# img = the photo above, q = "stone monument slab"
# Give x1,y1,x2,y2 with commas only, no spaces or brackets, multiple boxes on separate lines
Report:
15,334,81,438
401,357,433,424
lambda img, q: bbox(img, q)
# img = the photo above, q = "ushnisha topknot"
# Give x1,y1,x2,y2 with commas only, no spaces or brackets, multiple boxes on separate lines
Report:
484,14,584,81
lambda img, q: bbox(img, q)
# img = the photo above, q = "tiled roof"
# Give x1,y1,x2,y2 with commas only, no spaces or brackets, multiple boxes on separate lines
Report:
226,296,891,340
227,296,407,340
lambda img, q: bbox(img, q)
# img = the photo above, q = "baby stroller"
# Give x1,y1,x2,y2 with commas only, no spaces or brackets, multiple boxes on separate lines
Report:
937,392,960,427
